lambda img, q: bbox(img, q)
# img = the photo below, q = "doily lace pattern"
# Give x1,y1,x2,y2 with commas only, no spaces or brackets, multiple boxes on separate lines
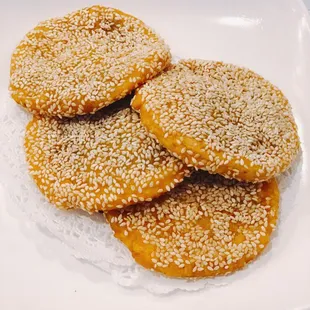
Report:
0,94,302,295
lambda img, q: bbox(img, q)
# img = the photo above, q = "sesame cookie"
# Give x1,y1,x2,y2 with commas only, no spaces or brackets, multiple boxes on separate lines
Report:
106,172,279,278
132,60,300,182
10,5,171,117
24,101,190,212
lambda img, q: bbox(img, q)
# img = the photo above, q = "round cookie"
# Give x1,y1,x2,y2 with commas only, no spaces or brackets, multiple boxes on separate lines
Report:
106,172,279,278
24,102,190,213
10,5,171,117
132,60,300,182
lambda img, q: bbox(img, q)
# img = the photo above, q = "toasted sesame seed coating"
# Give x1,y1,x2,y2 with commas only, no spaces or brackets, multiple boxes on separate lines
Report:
10,5,171,117
106,172,279,278
24,101,190,212
132,60,300,182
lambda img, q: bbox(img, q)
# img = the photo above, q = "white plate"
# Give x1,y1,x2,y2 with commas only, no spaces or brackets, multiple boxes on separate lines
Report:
1,0,310,309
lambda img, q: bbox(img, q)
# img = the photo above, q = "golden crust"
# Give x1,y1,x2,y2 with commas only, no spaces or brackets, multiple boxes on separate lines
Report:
106,172,279,278
132,60,300,182
24,102,190,212
10,5,171,117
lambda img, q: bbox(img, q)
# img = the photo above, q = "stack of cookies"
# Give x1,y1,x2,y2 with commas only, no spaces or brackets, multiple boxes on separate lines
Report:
10,5,300,278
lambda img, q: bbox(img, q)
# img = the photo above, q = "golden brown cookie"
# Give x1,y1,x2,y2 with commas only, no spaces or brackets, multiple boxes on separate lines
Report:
24,101,190,212
132,60,300,182
11,5,171,117
106,172,279,278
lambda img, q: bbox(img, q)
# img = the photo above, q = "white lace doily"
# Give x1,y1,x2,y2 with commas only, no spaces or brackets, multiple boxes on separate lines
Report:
0,94,302,295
